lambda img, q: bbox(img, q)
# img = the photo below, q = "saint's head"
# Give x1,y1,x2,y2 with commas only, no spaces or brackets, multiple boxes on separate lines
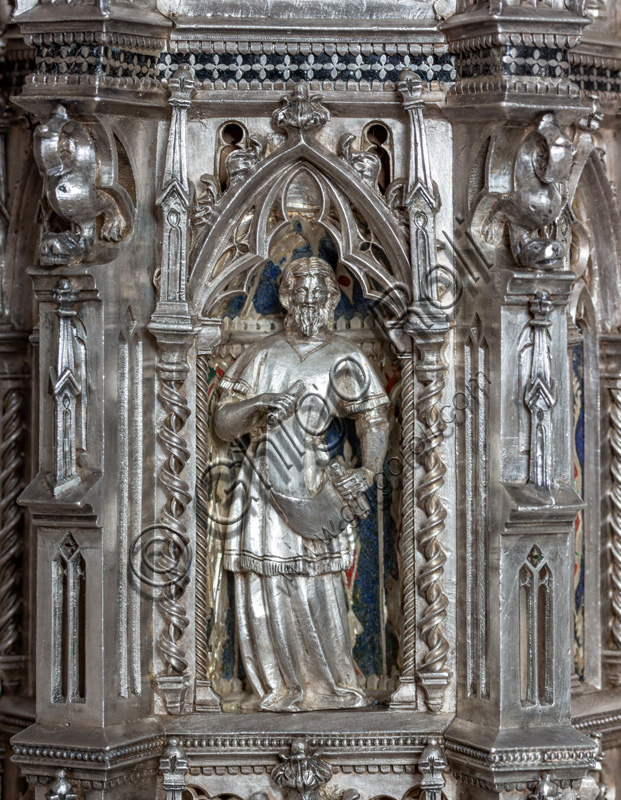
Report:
279,257,340,338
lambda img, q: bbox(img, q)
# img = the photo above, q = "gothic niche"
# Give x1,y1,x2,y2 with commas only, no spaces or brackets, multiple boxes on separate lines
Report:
189,88,414,712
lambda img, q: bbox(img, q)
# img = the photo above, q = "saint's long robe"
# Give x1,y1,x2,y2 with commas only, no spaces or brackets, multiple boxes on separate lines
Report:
217,330,389,711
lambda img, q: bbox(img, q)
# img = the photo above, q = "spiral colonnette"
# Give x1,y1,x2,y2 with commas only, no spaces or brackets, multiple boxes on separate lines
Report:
194,357,209,680
0,388,25,659
416,354,449,710
156,373,192,677
609,386,621,671
400,357,417,679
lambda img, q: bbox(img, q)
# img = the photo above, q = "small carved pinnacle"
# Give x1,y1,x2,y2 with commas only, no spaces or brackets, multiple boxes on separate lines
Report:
161,738,189,776
52,279,78,313
531,290,553,318
397,69,424,108
168,65,196,106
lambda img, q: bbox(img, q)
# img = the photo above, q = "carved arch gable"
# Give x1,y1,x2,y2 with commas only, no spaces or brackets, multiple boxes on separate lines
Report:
188,134,411,320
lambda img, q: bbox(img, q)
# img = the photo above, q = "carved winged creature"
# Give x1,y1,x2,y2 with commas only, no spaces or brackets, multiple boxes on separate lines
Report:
338,132,381,191
483,113,574,270
224,133,266,187
34,104,133,265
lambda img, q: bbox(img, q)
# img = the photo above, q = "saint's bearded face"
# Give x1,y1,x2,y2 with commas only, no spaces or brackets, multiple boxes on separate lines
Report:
286,271,333,337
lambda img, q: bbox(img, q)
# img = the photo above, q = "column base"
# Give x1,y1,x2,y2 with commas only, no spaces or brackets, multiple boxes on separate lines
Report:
389,676,418,710
194,680,221,712
419,671,451,713
155,674,191,715
445,718,597,793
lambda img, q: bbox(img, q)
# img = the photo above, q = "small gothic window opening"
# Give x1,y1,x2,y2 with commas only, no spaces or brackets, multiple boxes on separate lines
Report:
519,545,553,706
362,122,392,193
51,533,86,703
216,121,247,191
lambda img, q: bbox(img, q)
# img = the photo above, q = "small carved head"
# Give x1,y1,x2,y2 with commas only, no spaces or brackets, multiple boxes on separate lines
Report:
279,257,341,337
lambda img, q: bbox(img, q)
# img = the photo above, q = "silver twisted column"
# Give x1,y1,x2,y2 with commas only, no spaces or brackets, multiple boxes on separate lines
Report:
609,384,621,679
152,350,194,712
415,331,450,712
390,350,418,709
194,357,209,682
0,324,28,694
0,388,25,669
150,64,197,713
156,371,192,676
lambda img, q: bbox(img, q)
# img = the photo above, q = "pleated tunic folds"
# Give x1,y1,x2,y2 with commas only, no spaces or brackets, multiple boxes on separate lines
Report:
217,330,388,711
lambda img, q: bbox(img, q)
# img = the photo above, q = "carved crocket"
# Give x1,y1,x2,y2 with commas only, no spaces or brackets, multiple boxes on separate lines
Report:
34,104,133,266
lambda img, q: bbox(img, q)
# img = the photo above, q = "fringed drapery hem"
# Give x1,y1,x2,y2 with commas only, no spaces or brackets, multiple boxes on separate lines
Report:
224,552,349,576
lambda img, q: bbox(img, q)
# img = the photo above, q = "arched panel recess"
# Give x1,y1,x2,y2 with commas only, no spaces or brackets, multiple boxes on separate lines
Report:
573,150,621,333
568,148,621,692
188,137,411,320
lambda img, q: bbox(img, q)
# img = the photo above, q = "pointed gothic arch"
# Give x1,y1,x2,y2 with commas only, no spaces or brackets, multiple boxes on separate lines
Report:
188,136,411,320
572,149,621,334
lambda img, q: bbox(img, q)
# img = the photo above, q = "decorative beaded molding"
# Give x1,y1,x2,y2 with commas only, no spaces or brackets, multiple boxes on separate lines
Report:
445,741,597,767
12,736,166,767
27,32,165,50
574,708,621,732
23,72,162,92
25,768,158,792
157,44,457,87
449,770,582,793
448,32,583,51
191,764,419,776
449,75,579,96
0,46,36,92
80,768,158,792
0,711,34,731
176,734,431,750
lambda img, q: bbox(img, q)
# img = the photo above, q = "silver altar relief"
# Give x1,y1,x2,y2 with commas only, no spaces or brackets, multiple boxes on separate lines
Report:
213,256,389,712
6,0,621,797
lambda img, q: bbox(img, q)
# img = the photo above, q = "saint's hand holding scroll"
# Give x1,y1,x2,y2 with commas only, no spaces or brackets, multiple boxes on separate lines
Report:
214,257,389,712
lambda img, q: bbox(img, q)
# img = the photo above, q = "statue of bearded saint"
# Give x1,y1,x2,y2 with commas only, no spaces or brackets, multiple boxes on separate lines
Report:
214,257,390,712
